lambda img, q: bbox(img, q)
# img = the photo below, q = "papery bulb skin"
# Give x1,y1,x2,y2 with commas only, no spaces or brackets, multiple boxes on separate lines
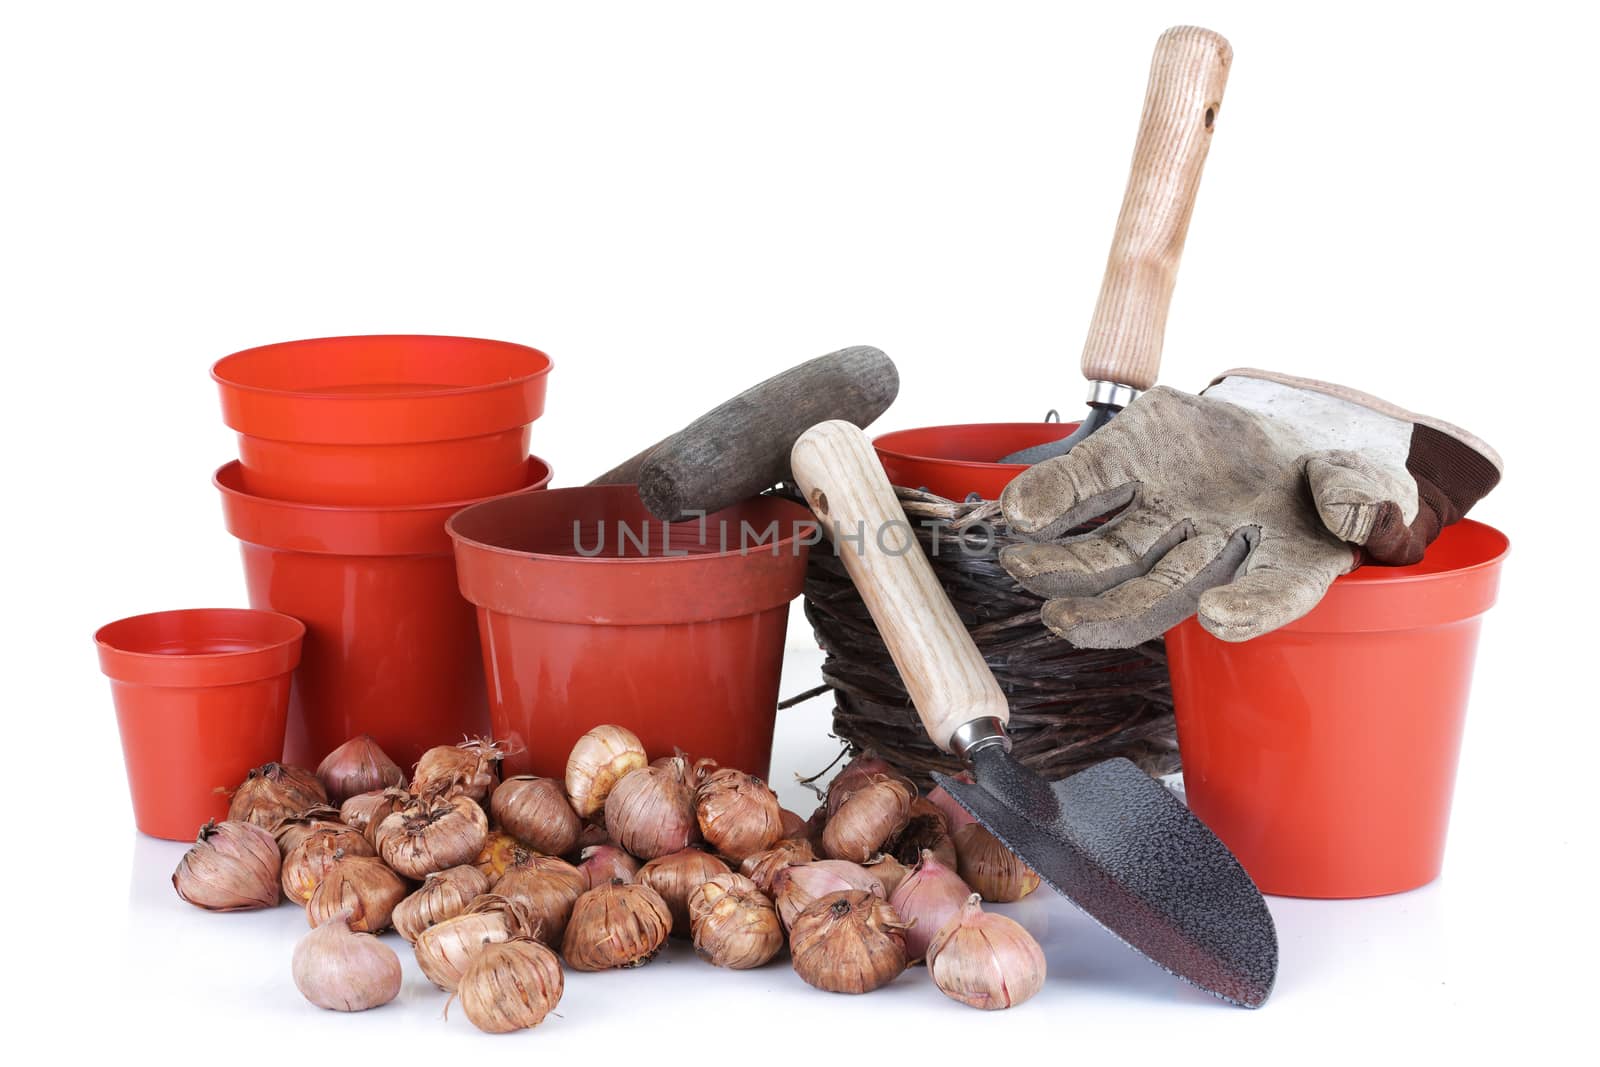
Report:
412,737,504,803
604,758,699,860
305,855,408,933
392,865,490,943
292,913,403,1012
789,890,911,994
772,859,885,931
456,939,564,1033
953,823,1040,902
413,895,535,991
316,735,406,804
739,838,816,896
577,844,640,890
638,848,732,937
495,856,586,946
491,775,581,856
561,881,672,971
281,825,376,906
889,848,973,961
375,793,490,879
824,753,912,819
925,775,977,832
172,819,281,912
890,797,958,869
566,725,648,818
339,788,411,846
269,807,345,857
228,763,327,830
688,873,783,970
822,778,914,863
865,854,910,897
694,768,784,863
926,894,1047,1010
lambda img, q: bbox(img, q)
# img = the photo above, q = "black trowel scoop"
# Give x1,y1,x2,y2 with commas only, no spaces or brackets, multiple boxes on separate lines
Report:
1000,26,1231,465
791,419,1277,1008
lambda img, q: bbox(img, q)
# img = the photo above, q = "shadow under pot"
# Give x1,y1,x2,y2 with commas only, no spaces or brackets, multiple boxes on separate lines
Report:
447,486,816,780
215,457,552,769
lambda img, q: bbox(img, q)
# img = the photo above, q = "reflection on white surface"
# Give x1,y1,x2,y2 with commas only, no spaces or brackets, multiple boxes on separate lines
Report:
95,650,1514,1058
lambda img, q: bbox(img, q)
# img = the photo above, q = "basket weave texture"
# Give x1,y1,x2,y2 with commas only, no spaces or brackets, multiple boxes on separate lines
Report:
799,488,1178,791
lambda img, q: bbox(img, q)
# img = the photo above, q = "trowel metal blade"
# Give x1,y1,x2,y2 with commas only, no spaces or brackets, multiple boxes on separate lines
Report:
933,752,1278,1008
997,403,1113,465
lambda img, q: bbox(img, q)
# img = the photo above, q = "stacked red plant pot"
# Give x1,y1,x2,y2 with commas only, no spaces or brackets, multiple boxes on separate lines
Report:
212,335,554,772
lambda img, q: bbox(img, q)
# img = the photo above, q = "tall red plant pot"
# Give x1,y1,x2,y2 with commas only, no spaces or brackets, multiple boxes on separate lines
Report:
216,458,552,770
213,335,552,505
97,608,304,840
1166,520,1510,899
874,423,1075,500
448,487,816,779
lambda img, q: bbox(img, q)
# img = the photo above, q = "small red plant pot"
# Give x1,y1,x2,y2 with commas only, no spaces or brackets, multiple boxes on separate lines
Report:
213,335,553,506
873,423,1075,500
216,457,553,770
448,486,817,780
97,608,305,841
1166,519,1510,898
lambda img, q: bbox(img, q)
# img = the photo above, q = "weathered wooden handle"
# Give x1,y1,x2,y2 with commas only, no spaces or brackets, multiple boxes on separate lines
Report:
590,346,899,522
1081,25,1231,390
791,421,1009,753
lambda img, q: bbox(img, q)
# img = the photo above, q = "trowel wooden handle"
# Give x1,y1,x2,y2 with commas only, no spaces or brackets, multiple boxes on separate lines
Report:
1081,25,1231,391
790,421,1009,753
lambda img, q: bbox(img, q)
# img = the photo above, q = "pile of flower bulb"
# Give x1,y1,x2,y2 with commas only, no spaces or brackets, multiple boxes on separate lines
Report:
172,727,1050,1034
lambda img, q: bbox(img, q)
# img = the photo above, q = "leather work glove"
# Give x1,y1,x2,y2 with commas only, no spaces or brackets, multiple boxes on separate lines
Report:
998,369,1502,647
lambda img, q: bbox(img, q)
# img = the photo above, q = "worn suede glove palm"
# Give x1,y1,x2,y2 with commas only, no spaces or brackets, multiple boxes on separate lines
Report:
999,369,1502,647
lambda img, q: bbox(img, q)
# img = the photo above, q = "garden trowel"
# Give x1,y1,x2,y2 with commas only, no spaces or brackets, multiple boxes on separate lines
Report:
1000,26,1231,464
791,419,1277,1007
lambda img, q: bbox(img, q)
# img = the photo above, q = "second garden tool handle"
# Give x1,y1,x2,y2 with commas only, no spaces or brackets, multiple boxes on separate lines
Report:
791,421,1010,753
1082,25,1231,391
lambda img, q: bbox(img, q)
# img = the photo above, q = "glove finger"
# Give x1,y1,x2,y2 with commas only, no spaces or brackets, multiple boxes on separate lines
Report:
1000,437,1139,542
1196,534,1356,642
1305,451,1415,548
1038,532,1251,648
1000,512,1191,599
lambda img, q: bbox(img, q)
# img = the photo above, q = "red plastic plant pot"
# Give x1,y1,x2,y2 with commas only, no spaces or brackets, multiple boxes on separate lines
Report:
873,423,1075,500
448,486,817,780
215,457,553,770
213,335,553,505
1166,520,1510,899
96,608,305,841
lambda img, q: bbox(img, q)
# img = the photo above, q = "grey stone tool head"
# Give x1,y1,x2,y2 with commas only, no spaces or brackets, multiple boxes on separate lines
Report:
935,753,1278,1008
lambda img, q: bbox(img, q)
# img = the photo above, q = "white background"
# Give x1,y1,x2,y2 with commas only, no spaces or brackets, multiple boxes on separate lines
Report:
3,1,1594,1062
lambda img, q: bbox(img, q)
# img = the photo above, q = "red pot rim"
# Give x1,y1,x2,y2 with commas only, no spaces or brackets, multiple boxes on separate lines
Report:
873,422,1074,475
212,334,553,444
1273,519,1509,634
96,608,305,687
449,486,816,625
216,456,553,557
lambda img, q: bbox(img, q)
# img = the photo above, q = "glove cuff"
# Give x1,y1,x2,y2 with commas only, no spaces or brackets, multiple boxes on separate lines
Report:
1211,368,1503,473
1211,367,1502,565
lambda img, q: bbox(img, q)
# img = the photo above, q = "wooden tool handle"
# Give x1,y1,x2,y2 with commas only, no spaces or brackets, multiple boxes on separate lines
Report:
790,421,1009,753
588,347,899,521
1081,25,1231,390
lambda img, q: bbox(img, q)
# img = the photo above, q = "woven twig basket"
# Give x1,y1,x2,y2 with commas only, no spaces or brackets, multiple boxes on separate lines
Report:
794,487,1178,791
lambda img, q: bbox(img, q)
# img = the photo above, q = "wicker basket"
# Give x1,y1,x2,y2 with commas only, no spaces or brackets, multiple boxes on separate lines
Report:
793,486,1177,791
